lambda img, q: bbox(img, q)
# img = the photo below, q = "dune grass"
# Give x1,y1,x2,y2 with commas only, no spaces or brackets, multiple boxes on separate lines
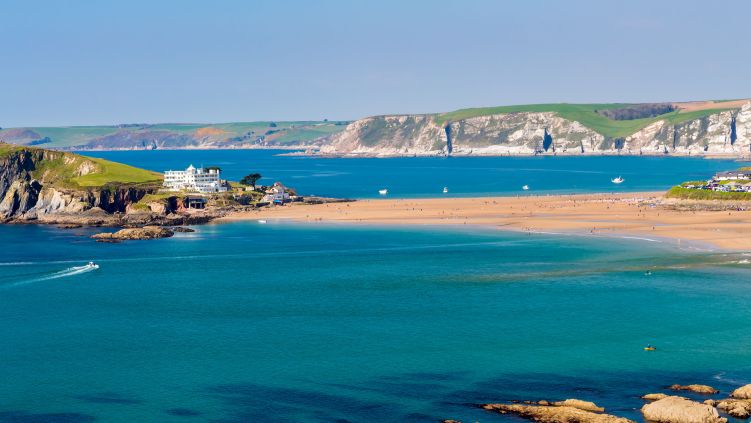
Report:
666,186,751,201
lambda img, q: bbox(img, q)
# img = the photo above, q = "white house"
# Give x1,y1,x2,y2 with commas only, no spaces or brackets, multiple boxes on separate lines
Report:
262,182,291,204
163,165,228,193
714,170,751,181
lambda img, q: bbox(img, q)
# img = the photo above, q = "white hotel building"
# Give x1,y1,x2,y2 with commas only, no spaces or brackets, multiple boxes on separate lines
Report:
163,165,228,193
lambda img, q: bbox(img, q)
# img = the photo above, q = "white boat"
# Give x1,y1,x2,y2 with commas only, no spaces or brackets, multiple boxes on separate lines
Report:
86,261,99,270
442,187,448,193
522,185,529,191
611,176,624,184
257,220,267,224
378,189,388,195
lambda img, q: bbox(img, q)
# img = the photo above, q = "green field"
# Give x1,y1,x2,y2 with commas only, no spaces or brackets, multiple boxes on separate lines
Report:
434,103,742,138
72,156,162,187
0,121,347,148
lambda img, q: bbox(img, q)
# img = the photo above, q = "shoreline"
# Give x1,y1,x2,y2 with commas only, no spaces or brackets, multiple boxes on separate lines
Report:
68,146,751,160
218,192,751,251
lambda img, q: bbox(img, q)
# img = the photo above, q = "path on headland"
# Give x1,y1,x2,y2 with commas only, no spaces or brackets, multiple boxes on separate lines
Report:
219,192,751,251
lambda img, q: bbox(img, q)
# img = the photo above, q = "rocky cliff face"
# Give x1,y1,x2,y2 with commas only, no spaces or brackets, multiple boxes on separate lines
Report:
320,101,751,157
0,149,155,222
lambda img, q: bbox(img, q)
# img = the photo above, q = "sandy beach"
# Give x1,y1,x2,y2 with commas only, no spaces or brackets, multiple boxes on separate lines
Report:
219,193,751,251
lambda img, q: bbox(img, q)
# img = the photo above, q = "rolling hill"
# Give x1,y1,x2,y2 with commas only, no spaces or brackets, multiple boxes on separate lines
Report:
0,121,348,150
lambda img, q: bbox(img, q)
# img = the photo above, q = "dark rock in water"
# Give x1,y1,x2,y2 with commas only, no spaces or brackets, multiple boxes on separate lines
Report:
91,226,174,241
171,226,195,233
95,238,121,243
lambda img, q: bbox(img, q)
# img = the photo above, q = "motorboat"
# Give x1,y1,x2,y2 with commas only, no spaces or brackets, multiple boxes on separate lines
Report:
522,185,530,191
443,187,448,193
644,345,657,351
258,220,267,224
86,261,99,270
612,176,624,184
378,189,388,195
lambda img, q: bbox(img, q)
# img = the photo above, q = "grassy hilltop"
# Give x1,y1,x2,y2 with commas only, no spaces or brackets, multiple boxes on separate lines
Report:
434,100,746,138
0,143,161,188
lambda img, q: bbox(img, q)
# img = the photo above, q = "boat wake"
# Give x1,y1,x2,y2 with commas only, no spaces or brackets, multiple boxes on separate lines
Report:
2,264,98,289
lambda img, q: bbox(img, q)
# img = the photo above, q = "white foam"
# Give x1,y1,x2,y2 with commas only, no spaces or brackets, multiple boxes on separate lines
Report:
3,265,97,289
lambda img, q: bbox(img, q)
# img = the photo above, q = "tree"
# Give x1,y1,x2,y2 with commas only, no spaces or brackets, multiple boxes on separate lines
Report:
240,172,262,188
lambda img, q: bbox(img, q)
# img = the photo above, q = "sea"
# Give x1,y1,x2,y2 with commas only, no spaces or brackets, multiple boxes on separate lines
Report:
2,150,751,422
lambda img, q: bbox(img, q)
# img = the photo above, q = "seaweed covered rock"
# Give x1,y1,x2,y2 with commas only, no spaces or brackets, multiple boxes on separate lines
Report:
92,225,174,241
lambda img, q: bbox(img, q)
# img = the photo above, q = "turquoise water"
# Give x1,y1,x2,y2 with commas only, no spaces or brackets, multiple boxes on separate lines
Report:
82,150,746,198
3,222,751,422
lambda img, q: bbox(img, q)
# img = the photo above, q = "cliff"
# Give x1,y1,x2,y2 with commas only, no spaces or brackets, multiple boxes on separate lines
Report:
0,144,162,223
319,100,751,157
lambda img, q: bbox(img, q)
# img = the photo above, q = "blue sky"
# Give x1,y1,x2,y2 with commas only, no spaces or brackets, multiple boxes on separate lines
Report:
1,0,748,127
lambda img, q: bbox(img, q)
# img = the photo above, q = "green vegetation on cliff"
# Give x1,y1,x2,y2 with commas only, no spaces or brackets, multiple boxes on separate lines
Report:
1,143,162,188
434,103,742,138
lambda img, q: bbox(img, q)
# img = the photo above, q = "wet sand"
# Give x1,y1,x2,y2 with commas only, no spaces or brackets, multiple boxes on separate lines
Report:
219,192,751,251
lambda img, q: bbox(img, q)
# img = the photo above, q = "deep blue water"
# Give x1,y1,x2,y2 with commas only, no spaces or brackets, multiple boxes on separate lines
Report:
4,153,751,421
81,149,746,199
2,223,751,422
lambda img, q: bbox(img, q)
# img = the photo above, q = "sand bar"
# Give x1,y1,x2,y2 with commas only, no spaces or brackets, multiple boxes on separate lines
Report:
219,192,751,251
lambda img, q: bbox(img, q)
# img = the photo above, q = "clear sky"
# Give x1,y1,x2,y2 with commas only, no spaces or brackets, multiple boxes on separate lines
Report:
1,0,748,127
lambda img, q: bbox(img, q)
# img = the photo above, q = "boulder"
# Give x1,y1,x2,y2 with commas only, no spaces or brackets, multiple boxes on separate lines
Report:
553,399,605,412
641,396,726,423
171,226,195,233
92,225,174,241
482,403,634,423
715,398,751,419
731,384,751,399
669,384,719,395
643,393,669,401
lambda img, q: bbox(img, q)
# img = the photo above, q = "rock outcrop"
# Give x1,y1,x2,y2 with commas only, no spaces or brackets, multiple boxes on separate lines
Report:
0,145,158,223
643,393,669,401
91,226,174,241
320,101,751,157
552,399,605,412
669,384,719,395
711,398,751,419
482,403,633,423
731,384,751,399
641,396,727,423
